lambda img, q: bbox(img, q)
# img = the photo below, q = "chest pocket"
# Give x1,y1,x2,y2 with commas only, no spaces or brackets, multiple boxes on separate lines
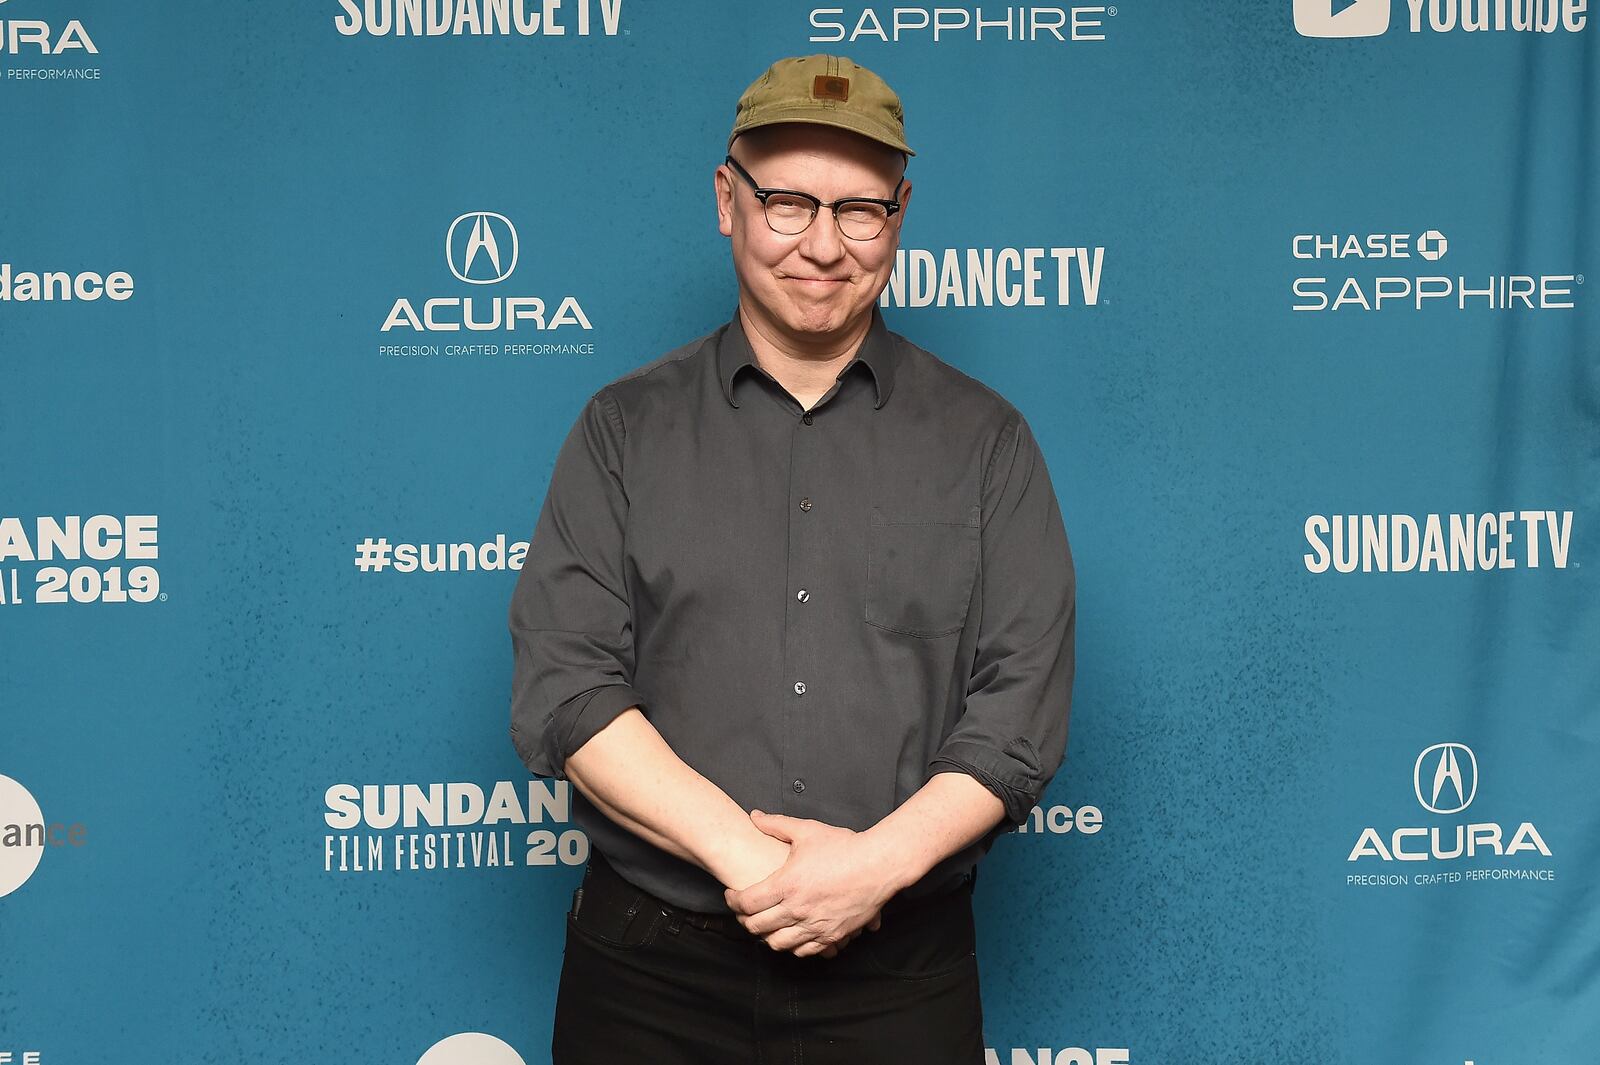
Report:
864,504,981,638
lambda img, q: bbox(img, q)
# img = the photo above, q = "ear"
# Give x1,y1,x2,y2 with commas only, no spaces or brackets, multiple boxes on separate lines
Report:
894,177,912,229
715,164,736,238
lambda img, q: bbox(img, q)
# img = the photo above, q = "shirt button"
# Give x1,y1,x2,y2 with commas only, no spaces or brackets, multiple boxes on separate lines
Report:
802,412,814,425
796,588,810,602
793,681,806,695
792,779,806,794
799,498,813,511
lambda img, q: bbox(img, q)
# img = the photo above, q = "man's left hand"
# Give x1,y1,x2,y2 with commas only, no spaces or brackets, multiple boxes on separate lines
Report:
723,810,902,958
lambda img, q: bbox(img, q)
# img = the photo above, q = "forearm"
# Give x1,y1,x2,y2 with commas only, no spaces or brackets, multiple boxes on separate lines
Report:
563,707,785,889
861,771,1007,894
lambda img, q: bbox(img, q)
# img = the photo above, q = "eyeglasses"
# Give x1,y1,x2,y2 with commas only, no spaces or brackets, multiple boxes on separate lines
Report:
724,154,904,241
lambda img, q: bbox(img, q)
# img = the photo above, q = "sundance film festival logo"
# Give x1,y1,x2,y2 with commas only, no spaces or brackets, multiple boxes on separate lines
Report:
322,779,588,874
0,0,102,82
334,0,623,37
1,773,87,900
1291,229,1581,311
1293,0,1588,37
881,247,1106,309
810,5,1116,43
377,211,596,356
1345,742,1555,887
0,515,164,606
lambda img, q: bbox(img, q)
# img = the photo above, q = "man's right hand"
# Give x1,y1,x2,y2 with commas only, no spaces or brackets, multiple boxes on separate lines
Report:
817,909,882,958
561,711,875,958
718,824,880,958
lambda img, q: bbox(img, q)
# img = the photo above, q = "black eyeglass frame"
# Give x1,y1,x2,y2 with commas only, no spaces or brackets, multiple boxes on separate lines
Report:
723,154,905,240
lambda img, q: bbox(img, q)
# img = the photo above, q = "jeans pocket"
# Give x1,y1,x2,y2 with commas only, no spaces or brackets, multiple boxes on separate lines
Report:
864,505,980,638
566,893,667,953
859,895,978,980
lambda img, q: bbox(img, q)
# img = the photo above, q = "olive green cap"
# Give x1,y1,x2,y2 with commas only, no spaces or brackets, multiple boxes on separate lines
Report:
728,54,915,157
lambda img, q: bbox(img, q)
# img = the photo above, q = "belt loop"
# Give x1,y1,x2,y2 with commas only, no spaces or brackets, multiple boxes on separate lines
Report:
621,894,643,929
663,909,683,936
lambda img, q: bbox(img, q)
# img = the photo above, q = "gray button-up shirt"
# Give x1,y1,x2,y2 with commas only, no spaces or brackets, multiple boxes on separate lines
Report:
509,305,1075,912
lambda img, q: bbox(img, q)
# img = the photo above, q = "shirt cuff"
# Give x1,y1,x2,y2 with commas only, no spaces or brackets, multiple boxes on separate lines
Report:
545,684,648,780
926,737,1043,827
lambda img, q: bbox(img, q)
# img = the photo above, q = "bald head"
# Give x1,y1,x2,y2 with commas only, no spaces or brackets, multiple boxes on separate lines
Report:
730,123,906,199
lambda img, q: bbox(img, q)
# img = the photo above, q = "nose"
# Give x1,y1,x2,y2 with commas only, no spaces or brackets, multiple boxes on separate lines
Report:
797,206,847,267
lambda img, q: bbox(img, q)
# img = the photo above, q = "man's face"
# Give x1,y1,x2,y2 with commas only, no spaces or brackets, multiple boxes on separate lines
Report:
716,124,911,346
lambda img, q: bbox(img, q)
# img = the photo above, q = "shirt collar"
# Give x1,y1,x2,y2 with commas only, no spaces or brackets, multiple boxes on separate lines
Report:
718,305,898,410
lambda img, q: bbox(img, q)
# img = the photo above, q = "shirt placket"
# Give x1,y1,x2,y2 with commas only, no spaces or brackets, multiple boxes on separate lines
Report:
782,399,826,813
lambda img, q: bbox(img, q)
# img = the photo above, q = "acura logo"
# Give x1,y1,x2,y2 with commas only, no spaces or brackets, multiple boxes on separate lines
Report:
445,212,518,285
1413,742,1477,815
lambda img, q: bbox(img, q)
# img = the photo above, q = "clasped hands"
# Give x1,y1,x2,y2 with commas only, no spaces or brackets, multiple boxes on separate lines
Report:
722,809,900,959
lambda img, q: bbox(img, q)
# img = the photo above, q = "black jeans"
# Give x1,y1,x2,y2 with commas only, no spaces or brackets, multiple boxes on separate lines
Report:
551,849,986,1065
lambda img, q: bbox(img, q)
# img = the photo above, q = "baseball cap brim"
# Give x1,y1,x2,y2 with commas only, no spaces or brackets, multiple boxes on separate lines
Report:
728,108,915,157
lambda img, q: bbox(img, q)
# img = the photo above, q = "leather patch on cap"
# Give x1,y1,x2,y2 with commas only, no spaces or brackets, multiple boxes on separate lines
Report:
812,75,850,102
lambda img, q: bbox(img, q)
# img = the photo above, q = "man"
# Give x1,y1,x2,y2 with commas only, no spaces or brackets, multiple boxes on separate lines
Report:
508,53,1075,1065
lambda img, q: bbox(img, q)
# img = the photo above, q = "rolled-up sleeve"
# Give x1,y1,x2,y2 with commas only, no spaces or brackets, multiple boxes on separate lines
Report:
925,410,1076,827
508,387,647,780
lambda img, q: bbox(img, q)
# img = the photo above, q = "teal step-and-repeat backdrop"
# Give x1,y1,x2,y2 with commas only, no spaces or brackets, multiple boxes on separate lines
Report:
3,2,1595,1062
